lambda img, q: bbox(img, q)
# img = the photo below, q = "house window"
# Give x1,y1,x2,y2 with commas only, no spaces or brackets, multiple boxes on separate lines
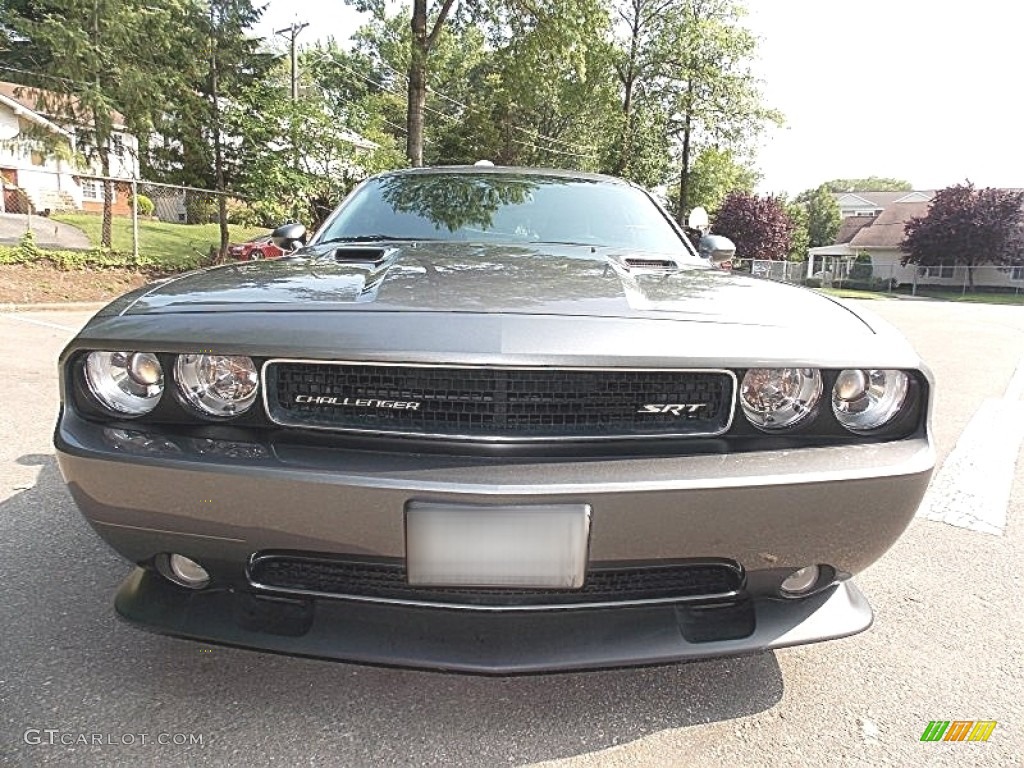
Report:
111,134,124,156
1011,266,1024,281
922,262,954,279
81,178,115,203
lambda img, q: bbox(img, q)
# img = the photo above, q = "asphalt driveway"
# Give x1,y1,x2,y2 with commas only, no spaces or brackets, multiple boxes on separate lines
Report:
0,212,90,249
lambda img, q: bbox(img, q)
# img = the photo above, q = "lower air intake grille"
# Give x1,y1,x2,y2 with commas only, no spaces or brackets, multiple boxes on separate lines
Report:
263,362,734,440
249,555,743,608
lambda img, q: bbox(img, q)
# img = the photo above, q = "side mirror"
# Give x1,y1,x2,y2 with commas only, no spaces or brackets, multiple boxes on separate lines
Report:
698,234,736,265
270,222,307,251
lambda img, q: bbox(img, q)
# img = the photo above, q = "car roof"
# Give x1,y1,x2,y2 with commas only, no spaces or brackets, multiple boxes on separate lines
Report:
374,165,635,187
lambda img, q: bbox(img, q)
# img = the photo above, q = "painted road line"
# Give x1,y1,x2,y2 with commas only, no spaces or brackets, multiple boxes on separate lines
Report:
917,397,1024,535
1005,356,1024,401
0,313,77,332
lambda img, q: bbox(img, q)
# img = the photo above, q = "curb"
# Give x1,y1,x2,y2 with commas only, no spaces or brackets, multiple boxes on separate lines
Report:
0,301,108,312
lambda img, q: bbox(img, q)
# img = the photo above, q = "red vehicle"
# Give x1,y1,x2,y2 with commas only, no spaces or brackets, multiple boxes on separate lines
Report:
228,234,285,261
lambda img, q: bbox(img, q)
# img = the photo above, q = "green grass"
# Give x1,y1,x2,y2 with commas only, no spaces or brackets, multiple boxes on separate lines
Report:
817,287,894,301
818,285,1024,306
906,288,1024,306
52,213,268,269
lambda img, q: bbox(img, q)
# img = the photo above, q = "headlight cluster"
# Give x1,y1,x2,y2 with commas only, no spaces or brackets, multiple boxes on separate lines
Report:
82,351,259,419
831,369,909,432
175,354,259,417
740,368,910,434
739,368,822,430
84,351,164,415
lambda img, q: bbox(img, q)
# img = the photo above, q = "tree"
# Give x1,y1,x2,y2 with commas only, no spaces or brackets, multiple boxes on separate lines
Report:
713,191,793,261
405,0,457,166
206,0,269,258
608,0,675,183
662,0,781,223
681,146,758,214
471,0,614,170
823,177,911,193
784,199,809,261
233,52,404,230
347,0,458,167
141,1,273,257
1,0,197,250
795,183,841,247
346,2,616,173
901,182,1024,289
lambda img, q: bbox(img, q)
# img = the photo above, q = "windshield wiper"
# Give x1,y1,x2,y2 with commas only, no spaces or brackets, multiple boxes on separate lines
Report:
317,234,436,245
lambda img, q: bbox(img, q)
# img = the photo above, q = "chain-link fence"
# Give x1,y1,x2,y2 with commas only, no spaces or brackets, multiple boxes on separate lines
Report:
0,167,268,267
746,258,1024,299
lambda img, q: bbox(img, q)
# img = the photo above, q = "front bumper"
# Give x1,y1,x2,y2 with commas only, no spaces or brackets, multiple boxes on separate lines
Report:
56,410,932,670
116,567,872,674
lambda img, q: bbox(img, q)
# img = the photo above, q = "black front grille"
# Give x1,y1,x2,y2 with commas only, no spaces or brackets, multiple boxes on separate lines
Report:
249,555,743,608
263,362,734,440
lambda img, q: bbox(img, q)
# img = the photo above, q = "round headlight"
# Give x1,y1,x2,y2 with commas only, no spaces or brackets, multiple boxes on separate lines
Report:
832,369,909,432
84,351,164,416
740,368,822,431
174,354,259,417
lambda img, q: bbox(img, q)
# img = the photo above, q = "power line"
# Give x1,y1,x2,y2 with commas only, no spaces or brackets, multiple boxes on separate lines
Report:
319,55,592,160
307,81,414,140
0,64,95,90
374,59,596,154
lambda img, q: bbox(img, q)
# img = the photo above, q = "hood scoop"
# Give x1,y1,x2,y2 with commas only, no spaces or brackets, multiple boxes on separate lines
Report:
619,256,680,271
332,245,395,264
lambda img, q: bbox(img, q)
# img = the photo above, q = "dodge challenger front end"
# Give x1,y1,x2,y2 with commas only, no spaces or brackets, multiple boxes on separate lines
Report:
54,167,934,673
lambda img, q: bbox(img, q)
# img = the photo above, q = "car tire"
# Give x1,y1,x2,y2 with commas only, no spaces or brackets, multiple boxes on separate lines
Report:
249,250,264,261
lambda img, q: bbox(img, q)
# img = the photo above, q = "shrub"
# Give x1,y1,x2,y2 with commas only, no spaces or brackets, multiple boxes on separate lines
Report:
227,204,263,228
242,199,291,228
184,193,218,224
0,239,138,270
849,253,873,281
19,230,42,258
132,193,155,216
802,277,823,288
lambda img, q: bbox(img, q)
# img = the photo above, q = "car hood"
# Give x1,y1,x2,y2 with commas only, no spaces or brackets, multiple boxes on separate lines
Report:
112,242,869,332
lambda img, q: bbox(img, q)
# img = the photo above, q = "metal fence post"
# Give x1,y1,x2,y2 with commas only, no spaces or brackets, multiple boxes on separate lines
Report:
131,178,140,265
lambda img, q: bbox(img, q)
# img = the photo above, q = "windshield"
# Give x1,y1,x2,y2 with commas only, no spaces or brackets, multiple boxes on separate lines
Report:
316,172,692,255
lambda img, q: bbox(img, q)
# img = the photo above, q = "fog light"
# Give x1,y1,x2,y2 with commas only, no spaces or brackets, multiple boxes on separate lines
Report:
167,554,210,589
780,565,820,596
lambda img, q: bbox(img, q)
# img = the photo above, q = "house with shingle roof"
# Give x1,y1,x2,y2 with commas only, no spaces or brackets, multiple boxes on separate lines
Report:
808,193,1024,289
834,190,934,218
0,81,139,215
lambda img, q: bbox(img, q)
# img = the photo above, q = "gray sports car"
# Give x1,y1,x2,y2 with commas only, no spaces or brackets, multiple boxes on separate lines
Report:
54,166,934,673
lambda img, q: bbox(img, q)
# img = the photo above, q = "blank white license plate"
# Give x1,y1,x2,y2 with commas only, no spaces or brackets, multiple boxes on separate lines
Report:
406,502,591,588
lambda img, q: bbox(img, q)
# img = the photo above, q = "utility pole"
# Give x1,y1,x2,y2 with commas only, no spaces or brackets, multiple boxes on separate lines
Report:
275,21,309,101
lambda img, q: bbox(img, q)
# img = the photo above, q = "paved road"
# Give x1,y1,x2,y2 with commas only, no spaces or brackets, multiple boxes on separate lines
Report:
0,300,1022,767
0,212,91,249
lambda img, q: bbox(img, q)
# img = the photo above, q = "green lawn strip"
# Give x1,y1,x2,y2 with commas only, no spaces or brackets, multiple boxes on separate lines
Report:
52,213,268,269
818,285,1023,305
816,287,893,301
909,289,1024,306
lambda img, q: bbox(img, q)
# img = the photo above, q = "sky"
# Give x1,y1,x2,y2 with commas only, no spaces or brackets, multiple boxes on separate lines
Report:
256,0,1024,196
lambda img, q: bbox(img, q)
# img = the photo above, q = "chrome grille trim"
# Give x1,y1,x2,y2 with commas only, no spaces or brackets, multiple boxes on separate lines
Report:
260,359,737,442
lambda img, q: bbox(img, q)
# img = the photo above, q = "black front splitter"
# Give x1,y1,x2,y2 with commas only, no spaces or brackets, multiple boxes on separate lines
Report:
114,568,872,675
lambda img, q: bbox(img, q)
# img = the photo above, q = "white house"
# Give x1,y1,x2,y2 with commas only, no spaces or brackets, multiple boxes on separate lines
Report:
834,190,934,218
808,197,1024,289
0,81,139,216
